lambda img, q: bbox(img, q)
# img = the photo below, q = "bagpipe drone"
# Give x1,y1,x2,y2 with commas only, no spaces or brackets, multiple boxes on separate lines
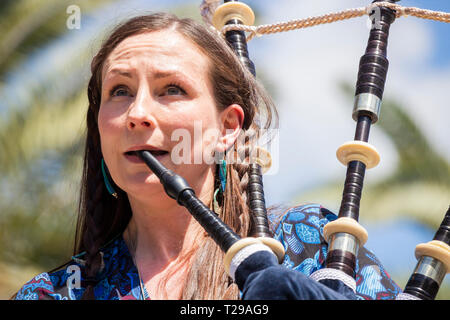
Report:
139,0,450,300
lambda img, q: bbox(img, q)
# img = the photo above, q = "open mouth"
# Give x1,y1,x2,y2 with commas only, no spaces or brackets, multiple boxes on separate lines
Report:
125,150,168,157
124,150,169,163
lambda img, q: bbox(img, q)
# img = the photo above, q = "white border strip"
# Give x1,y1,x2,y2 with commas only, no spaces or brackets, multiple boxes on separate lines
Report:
310,268,357,293
396,292,422,300
229,243,274,281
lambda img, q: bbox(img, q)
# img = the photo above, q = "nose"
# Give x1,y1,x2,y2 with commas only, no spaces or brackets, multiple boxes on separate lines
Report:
127,86,155,130
128,119,151,129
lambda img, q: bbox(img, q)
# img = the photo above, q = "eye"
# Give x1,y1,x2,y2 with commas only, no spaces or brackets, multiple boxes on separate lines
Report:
163,84,186,96
110,85,131,97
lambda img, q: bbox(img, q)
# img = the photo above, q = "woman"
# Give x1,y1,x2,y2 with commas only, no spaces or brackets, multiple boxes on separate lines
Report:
14,13,401,300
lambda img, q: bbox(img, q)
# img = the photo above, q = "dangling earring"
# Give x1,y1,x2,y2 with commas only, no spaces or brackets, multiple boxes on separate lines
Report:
213,188,221,214
213,158,227,214
219,158,227,193
101,158,118,198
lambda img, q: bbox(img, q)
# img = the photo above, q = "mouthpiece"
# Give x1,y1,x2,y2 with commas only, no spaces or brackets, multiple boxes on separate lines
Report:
136,150,193,205
135,150,240,252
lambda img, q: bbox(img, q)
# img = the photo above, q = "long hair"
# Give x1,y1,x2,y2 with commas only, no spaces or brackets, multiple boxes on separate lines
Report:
75,12,278,300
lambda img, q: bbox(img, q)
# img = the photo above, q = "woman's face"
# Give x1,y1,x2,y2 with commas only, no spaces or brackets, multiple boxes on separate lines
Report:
98,29,242,200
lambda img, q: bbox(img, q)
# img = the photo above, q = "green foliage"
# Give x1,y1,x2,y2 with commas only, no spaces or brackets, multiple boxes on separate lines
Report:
0,0,119,77
0,0,204,299
0,0,119,298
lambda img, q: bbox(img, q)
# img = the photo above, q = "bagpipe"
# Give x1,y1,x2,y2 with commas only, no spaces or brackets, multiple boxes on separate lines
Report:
142,0,449,299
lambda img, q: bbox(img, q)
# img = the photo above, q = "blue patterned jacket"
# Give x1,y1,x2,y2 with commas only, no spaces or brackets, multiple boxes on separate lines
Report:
14,204,402,300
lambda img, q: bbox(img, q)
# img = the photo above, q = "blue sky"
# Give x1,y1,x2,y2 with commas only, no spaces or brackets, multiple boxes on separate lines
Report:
407,0,450,66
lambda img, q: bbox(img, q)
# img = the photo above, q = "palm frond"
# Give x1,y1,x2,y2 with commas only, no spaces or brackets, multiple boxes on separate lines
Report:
0,0,119,78
0,91,87,173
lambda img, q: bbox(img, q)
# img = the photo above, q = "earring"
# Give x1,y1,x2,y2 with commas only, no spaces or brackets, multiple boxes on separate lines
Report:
219,158,227,193
213,188,221,214
101,158,118,198
213,158,227,214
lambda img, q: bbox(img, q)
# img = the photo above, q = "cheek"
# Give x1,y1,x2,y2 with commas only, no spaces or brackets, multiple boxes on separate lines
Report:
98,105,122,134
98,106,123,155
201,128,221,163
165,115,220,167
191,119,222,163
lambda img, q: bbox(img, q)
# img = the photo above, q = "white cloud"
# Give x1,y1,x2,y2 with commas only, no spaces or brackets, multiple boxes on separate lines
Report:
244,0,449,205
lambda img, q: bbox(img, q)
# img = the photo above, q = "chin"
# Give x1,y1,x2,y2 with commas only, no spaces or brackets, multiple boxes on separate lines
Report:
117,172,163,195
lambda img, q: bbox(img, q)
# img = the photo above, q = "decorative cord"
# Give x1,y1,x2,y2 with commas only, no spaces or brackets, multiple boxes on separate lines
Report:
200,1,450,42
396,292,422,300
309,268,357,293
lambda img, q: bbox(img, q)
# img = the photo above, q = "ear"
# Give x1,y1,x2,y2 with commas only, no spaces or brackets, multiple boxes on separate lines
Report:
215,104,245,153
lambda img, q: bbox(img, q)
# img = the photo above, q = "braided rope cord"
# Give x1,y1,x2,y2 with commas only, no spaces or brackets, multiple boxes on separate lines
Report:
200,1,450,41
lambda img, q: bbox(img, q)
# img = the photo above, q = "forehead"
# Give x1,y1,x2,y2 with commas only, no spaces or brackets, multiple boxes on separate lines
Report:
102,29,210,79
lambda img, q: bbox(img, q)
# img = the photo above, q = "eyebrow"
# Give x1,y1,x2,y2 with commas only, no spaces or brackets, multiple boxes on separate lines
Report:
106,69,133,79
106,68,186,80
153,70,183,80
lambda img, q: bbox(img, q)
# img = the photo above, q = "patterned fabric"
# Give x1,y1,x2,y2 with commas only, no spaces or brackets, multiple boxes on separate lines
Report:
269,204,402,300
14,203,402,300
14,235,143,300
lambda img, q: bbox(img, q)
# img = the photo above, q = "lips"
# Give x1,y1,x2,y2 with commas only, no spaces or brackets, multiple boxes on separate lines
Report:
124,147,169,163
124,150,168,156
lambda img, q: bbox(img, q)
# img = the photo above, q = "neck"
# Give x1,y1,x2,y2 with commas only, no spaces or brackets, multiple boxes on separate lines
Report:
122,167,215,282
123,203,203,264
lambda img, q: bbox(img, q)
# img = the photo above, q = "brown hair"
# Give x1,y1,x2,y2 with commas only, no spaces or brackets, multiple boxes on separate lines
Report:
75,12,278,300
